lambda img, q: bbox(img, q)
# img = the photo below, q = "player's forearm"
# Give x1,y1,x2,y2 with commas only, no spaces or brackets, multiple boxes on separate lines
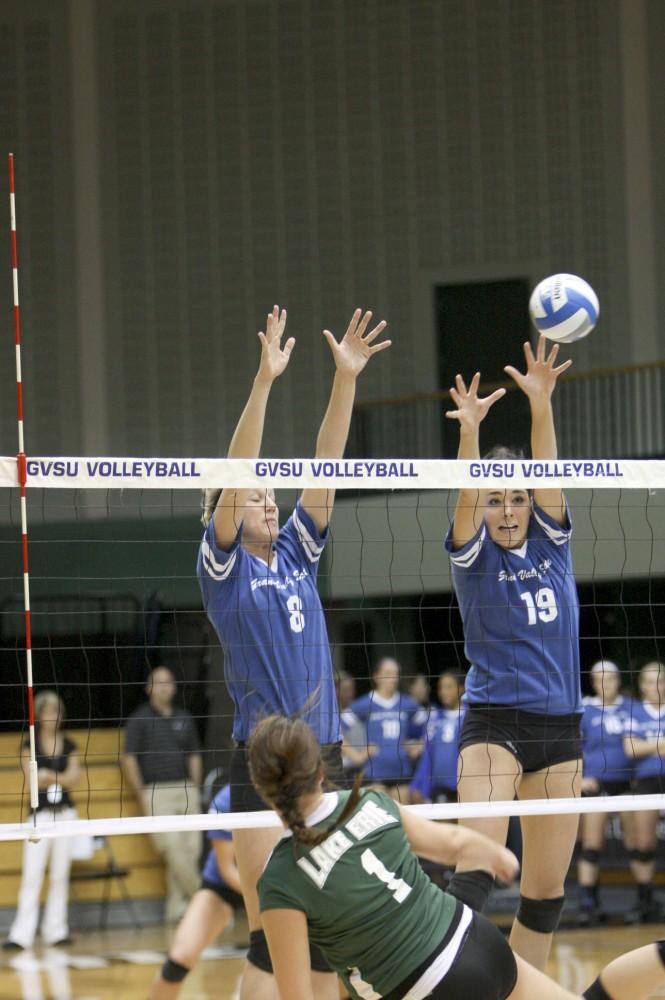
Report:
121,755,145,801
457,425,480,461
314,371,357,458
529,398,558,460
624,736,659,759
227,376,273,459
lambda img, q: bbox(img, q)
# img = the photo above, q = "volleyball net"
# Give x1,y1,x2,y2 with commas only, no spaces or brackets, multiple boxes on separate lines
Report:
0,456,664,842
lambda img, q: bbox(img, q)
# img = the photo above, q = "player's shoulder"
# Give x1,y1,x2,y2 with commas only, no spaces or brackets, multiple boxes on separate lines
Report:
529,504,572,547
582,695,601,709
400,694,419,711
209,784,231,816
446,522,490,570
351,693,371,713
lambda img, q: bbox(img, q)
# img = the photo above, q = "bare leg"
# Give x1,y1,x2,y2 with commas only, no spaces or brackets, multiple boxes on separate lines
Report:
629,809,659,919
577,812,606,889
455,743,523,867
510,759,581,971
149,889,233,1000
234,827,283,1000
507,944,665,1000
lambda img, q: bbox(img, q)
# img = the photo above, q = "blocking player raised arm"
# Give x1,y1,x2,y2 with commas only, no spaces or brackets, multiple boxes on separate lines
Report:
210,305,294,550
504,334,572,524
299,308,390,533
445,371,506,549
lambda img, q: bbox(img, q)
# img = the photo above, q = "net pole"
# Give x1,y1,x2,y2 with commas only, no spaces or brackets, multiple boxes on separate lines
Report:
8,153,38,817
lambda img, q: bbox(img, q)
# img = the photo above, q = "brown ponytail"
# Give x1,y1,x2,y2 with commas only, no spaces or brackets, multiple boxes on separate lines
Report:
248,715,363,851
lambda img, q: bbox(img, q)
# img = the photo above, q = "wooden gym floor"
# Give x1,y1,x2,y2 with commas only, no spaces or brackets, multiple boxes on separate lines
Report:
0,913,664,1000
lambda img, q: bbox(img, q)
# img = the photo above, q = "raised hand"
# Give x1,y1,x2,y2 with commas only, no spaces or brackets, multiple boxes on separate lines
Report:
323,308,390,377
504,334,572,403
257,305,295,383
445,372,506,430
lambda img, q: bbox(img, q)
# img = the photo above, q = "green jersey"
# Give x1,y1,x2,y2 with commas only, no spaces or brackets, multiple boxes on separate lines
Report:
258,789,461,999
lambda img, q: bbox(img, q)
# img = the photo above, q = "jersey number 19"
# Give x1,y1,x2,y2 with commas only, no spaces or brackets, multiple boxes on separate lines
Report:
519,587,557,625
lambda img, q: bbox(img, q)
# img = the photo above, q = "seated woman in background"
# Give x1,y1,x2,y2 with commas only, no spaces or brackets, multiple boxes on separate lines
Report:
249,714,665,1000
622,661,665,923
577,659,635,926
3,691,81,951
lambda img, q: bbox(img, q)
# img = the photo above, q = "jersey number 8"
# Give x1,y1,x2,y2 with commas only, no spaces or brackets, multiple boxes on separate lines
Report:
286,594,305,633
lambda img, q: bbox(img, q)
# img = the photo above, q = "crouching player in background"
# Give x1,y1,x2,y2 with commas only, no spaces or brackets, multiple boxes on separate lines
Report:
150,785,242,999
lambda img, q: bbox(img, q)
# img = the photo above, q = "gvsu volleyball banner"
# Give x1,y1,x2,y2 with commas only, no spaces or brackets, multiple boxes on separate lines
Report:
1,457,665,490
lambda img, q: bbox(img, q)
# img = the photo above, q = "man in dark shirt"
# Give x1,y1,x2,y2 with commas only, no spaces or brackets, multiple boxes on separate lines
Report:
122,666,203,922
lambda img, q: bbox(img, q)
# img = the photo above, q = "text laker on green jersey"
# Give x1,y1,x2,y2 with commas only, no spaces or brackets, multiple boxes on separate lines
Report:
296,800,397,890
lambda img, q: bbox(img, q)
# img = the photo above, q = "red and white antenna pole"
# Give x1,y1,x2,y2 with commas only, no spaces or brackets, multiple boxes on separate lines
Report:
8,154,38,815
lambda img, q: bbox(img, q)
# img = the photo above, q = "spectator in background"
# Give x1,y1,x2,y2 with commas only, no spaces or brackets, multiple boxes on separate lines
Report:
3,691,81,950
407,672,431,713
577,660,636,926
347,657,427,797
622,661,665,923
122,666,203,922
410,671,465,804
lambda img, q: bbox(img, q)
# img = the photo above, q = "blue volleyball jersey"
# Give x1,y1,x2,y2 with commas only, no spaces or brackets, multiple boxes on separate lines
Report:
409,707,465,800
445,504,581,715
198,503,340,744
580,696,634,782
347,693,427,782
202,785,233,887
623,701,665,780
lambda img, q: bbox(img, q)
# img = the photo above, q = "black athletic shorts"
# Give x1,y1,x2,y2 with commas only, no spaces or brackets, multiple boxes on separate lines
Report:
200,878,244,910
583,778,631,797
459,705,582,773
433,787,457,804
387,903,517,1000
230,741,346,812
633,775,665,796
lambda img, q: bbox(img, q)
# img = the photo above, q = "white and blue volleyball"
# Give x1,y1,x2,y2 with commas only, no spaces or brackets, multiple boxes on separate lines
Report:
529,274,599,343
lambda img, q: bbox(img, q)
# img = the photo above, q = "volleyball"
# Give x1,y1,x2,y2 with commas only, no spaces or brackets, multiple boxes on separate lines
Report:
529,273,599,343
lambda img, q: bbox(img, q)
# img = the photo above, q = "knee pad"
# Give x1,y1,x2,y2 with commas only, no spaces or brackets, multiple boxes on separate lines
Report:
583,976,613,1000
161,957,190,983
579,847,601,864
247,929,273,973
446,870,495,912
516,894,565,934
629,848,655,864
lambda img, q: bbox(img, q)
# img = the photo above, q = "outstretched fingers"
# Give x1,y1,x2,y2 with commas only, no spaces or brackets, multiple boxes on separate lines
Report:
486,387,507,407
454,373,468,395
523,339,537,368
364,319,387,344
553,358,573,375
343,308,363,340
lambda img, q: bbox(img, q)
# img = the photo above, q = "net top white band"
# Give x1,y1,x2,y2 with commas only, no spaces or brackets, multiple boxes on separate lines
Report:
0,457,664,490
0,794,663,842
